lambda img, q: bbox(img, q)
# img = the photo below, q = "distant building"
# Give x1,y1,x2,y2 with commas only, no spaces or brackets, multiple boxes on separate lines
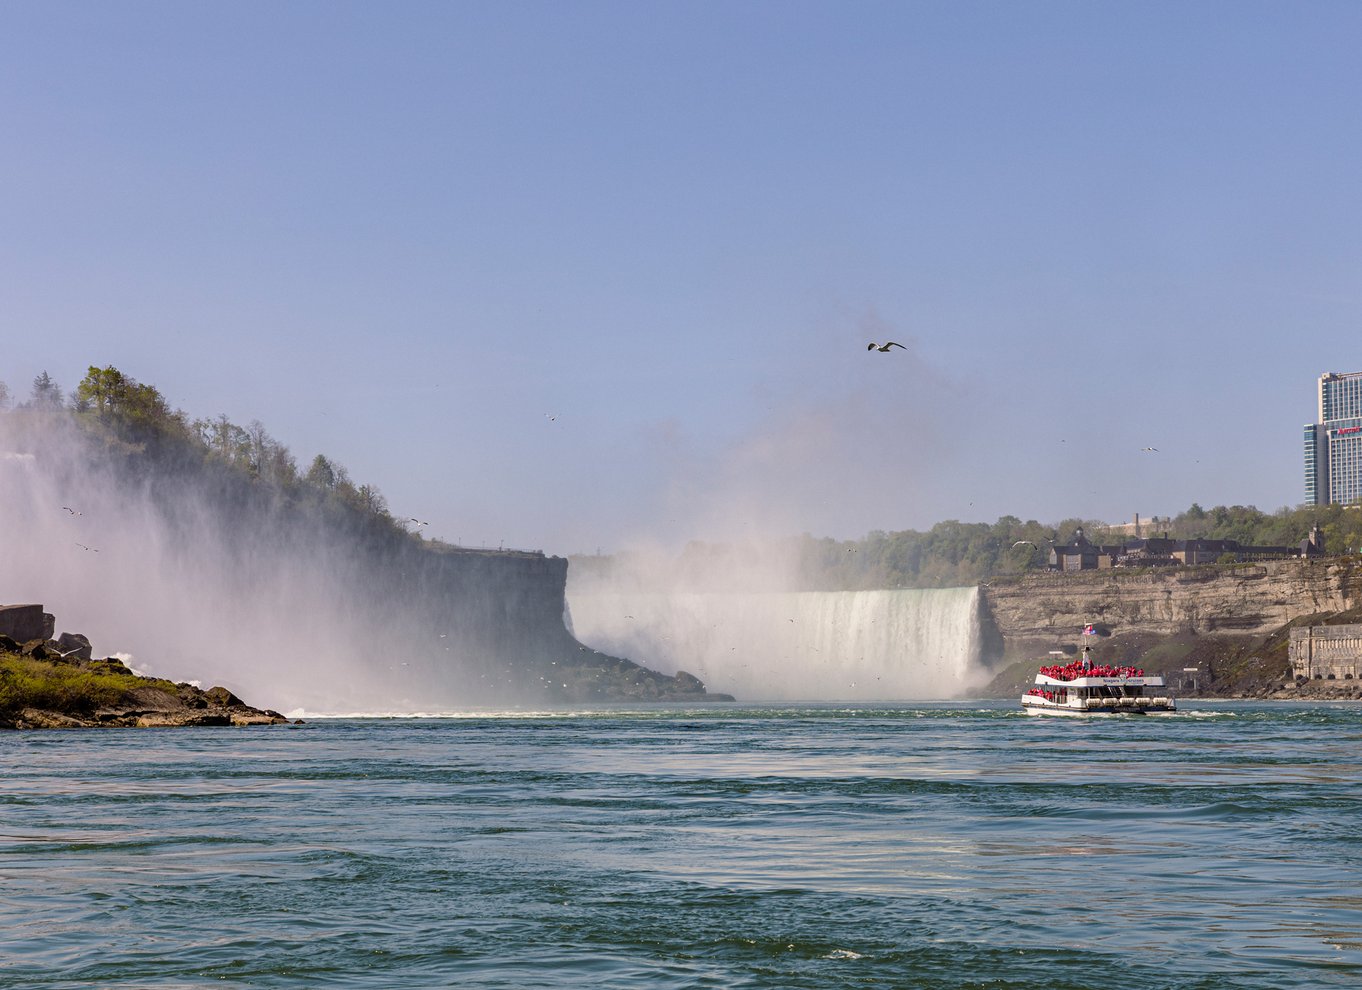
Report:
1290,624,1362,681
1049,528,1124,570
1103,513,1172,538
1305,371,1362,506
1047,527,1313,572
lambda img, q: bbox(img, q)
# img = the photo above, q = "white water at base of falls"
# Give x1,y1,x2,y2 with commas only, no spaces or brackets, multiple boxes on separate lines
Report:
565,587,984,701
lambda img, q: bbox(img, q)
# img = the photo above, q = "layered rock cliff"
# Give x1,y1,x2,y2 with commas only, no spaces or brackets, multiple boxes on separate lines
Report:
978,557,1362,697
982,558,1362,657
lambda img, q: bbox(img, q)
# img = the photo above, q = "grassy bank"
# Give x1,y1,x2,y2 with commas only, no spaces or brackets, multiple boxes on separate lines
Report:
0,652,178,717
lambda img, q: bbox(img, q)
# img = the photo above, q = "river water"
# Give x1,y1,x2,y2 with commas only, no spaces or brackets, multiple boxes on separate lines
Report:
3,702,1361,989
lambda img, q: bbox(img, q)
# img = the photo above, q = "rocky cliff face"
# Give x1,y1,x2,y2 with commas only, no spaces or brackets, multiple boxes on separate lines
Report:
386,544,728,703
981,558,1362,659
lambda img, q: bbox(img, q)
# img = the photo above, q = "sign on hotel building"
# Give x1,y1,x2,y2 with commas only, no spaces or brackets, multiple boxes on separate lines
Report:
1304,371,1362,506
1289,624,1362,681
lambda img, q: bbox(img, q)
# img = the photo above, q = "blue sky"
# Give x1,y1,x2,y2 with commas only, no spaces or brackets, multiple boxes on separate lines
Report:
3,1,1360,554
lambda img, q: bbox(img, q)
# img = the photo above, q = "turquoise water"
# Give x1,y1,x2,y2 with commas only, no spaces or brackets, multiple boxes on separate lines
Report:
3,702,1361,988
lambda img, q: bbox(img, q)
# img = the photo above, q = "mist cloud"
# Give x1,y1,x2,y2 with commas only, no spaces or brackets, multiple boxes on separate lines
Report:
0,412,514,713
631,308,958,552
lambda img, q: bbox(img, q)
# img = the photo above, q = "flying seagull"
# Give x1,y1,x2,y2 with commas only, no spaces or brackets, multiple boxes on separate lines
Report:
62,506,81,515
75,543,99,552
867,341,906,352
1141,447,1158,452
1013,541,1037,548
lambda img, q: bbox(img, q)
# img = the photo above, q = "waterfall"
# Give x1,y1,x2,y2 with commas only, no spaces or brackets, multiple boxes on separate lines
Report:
565,587,985,701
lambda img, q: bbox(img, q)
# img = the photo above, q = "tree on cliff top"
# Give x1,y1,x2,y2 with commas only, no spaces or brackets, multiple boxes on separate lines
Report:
76,365,184,437
13,364,408,543
29,371,64,410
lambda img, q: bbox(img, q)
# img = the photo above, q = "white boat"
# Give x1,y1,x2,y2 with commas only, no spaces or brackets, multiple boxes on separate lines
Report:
1021,646,1175,716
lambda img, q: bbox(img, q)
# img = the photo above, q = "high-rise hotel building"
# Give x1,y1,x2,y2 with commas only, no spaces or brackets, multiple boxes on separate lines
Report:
1305,371,1362,505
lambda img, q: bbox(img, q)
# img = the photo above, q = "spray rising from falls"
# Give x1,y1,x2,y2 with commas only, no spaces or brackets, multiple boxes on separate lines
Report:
566,587,988,701
0,412,608,713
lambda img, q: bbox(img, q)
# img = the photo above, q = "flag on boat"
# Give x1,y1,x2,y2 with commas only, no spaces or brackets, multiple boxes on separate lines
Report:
1082,624,1096,636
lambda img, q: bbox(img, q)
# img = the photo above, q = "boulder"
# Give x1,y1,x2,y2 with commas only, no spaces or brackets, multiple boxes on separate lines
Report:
230,710,289,726
204,686,244,707
0,605,52,644
20,640,52,660
14,708,89,729
88,658,134,676
671,671,706,694
136,712,233,728
56,632,93,661
176,684,208,708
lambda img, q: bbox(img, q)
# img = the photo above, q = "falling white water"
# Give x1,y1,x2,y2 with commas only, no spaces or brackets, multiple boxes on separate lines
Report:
566,587,984,701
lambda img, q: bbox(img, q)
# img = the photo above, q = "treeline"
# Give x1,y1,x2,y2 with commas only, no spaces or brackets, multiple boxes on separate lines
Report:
585,506,1362,593
795,503,1361,589
9,367,1361,587
1,367,413,540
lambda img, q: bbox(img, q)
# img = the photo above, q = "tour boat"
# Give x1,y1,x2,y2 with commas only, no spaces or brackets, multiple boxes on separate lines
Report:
1021,646,1175,716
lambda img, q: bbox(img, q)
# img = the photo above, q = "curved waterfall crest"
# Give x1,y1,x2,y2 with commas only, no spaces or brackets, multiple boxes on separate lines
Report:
567,586,986,701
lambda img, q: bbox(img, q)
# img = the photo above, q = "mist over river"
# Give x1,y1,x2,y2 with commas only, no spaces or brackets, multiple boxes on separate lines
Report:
3,703,1361,989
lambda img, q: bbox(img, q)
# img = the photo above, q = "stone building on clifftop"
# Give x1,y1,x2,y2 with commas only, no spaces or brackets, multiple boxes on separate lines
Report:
1047,526,1319,572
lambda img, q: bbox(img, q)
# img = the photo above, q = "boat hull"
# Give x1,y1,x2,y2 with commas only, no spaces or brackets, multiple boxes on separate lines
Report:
1021,699,1176,717
1023,704,1174,717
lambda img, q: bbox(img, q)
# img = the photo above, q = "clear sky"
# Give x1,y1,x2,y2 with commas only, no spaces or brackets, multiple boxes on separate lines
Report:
3,1,1360,555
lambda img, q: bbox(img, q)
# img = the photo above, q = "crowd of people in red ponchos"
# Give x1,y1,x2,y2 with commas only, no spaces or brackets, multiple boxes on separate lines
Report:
1035,659,1145,682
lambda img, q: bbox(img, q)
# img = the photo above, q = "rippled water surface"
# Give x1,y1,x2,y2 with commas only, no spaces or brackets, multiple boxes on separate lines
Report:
3,701,1362,988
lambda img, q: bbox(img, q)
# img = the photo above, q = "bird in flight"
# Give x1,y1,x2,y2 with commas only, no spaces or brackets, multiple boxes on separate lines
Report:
75,543,99,552
1141,447,1158,452
867,341,906,352
62,506,81,515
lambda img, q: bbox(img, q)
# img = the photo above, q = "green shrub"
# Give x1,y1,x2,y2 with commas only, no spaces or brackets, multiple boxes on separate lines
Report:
0,653,133,715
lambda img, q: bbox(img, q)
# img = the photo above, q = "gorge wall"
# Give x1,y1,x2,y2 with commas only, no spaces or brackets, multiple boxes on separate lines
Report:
980,557,1362,659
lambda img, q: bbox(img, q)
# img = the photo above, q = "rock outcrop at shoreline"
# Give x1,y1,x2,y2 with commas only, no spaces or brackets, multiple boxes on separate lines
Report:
3,678,291,729
0,605,289,730
548,650,731,703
